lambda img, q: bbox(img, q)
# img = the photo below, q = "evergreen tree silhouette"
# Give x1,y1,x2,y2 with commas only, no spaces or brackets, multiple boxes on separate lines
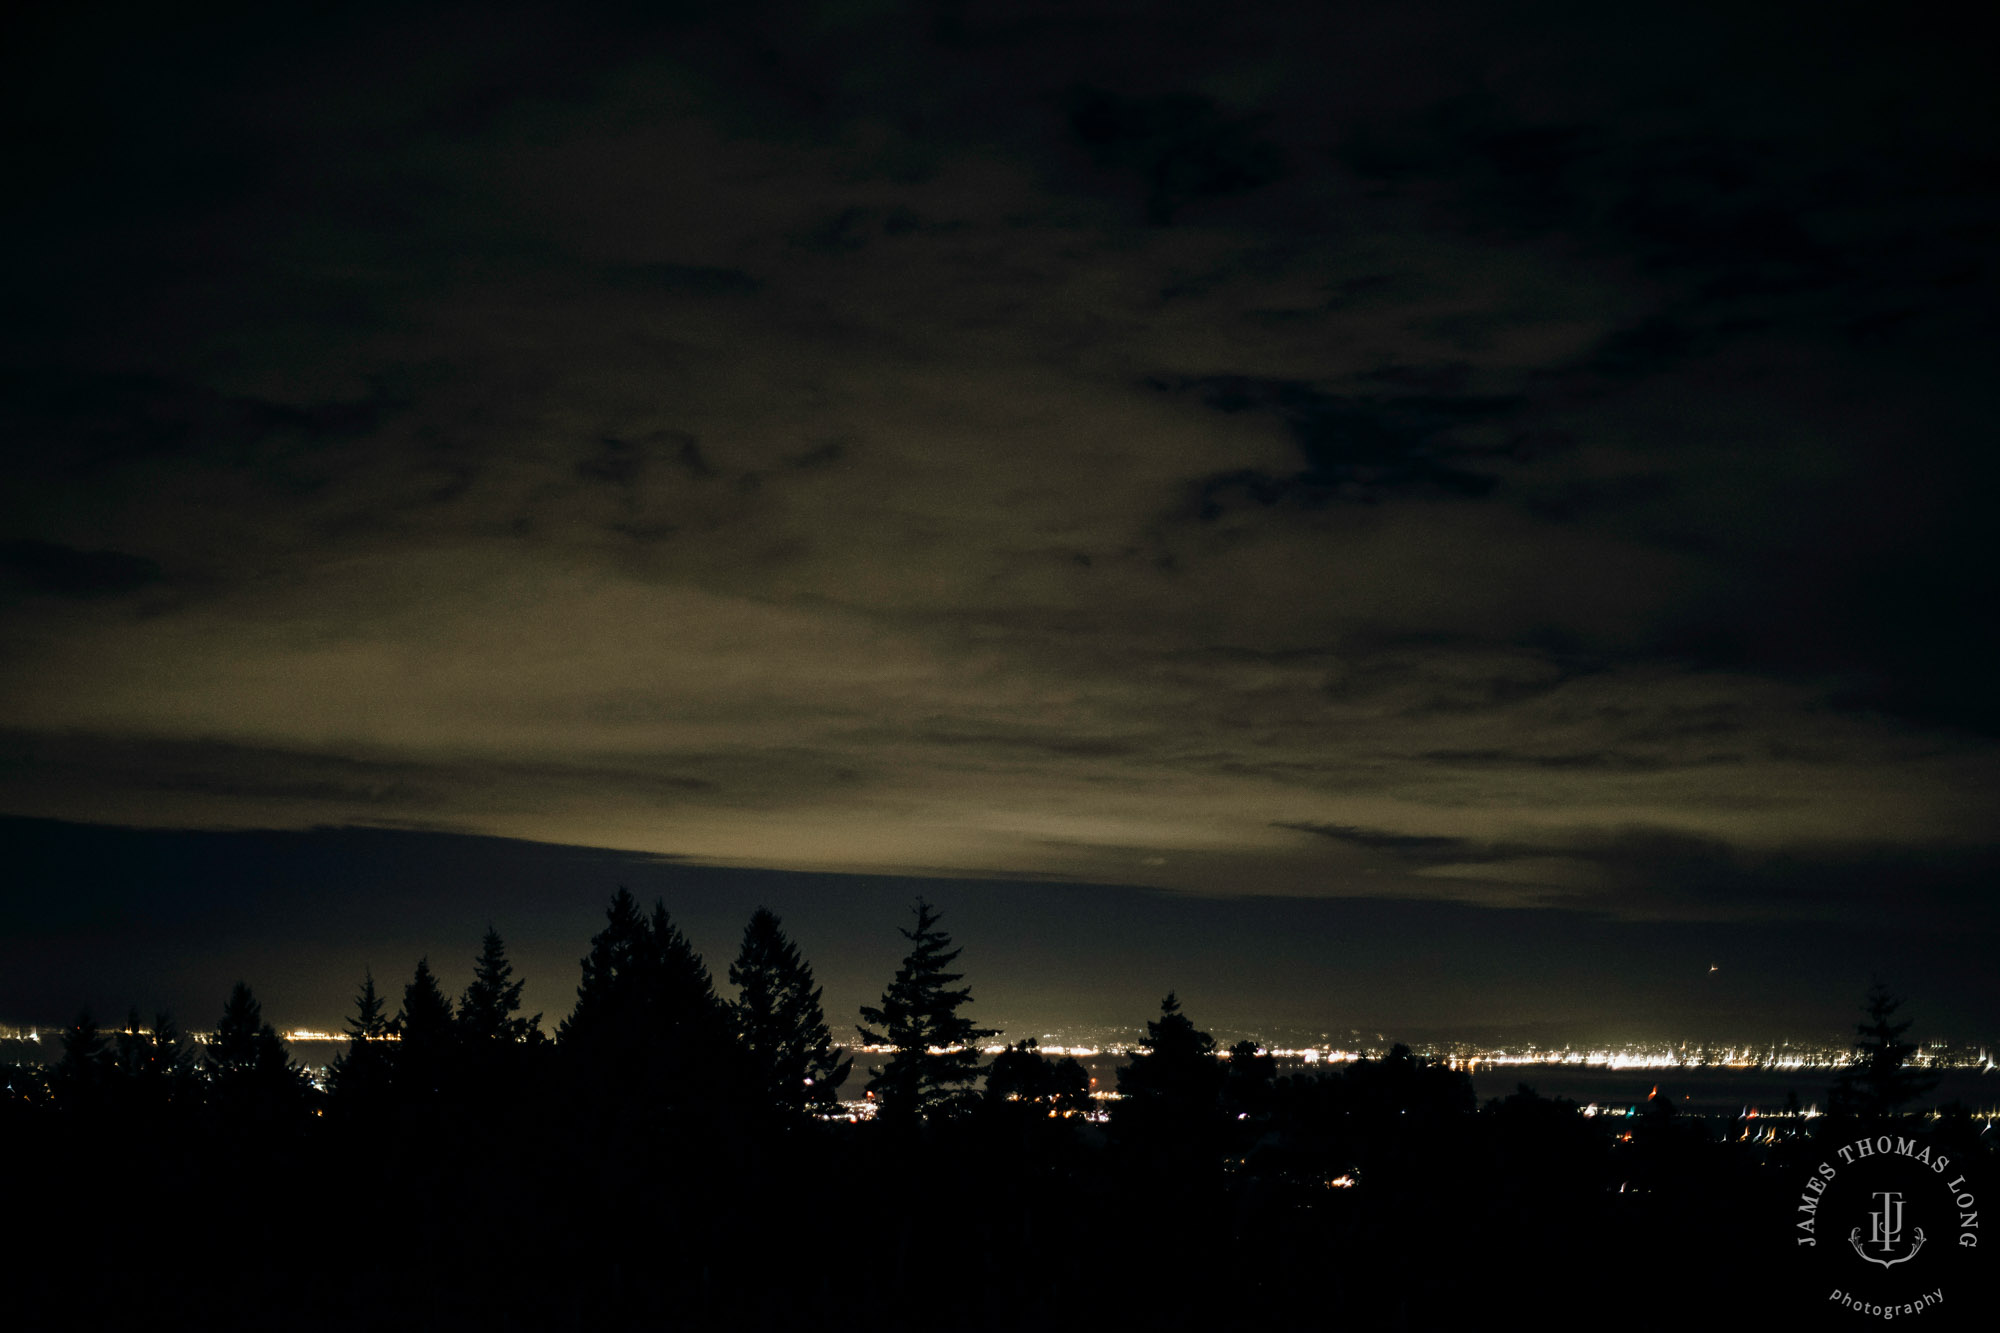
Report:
112,1009,148,1079
553,889,751,1316
857,899,994,1125
643,901,730,1052
455,929,545,1120
1112,992,1225,1153
1221,1038,1278,1136
1117,992,1220,1099
642,899,747,1116
328,969,394,1116
459,927,541,1047
1830,981,1941,1118
559,888,741,1116
394,957,457,1103
112,1009,198,1119
51,1008,112,1117
558,886,648,1060
204,981,304,1127
729,906,851,1121
348,968,392,1041
147,1012,198,1100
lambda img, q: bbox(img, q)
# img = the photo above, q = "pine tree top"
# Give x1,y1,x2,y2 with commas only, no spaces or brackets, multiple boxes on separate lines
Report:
858,900,994,1122
461,927,538,1043
730,906,850,1115
345,969,390,1042
207,981,296,1079
59,1008,106,1059
1833,981,1941,1117
1117,991,1223,1104
213,981,267,1058
399,957,456,1043
559,888,736,1113
1140,991,1217,1059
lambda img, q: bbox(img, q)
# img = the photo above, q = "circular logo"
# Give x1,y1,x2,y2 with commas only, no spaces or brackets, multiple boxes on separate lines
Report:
1793,1131,1981,1322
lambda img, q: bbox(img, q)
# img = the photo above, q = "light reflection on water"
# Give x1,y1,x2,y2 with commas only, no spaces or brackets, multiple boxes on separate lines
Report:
11,1038,1994,1118
1464,1065,2000,1116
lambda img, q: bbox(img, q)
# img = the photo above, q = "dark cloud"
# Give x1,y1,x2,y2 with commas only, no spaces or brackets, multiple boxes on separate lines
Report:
0,730,741,839
0,369,396,487
1067,88,1285,222
599,262,763,297
1418,748,1741,773
1277,817,2000,929
783,439,848,471
1161,374,1522,511
1271,821,1472,860
0,540,162,598
1527,829,2000,929
575,430,711,489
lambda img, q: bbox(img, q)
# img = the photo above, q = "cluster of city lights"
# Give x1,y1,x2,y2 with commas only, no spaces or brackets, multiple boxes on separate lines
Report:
1438,1041,1989,1072
0,1025,389,1045
7,1026,1994,1077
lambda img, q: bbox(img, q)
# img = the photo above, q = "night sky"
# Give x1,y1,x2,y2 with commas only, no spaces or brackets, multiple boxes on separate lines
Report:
3,2,1994,1042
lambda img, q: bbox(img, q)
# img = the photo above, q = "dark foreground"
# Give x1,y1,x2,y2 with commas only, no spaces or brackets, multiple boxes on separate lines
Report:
9,1059,1990,1332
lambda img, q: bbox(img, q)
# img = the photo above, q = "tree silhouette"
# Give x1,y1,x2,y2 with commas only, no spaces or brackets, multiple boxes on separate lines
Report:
857,899,994,1125
1050,1053,1091,1117
1222,1038,1278,1121
348,969,392,1042
558,886,648,1059
1830,981,1941,1118
50,1008,112,1116
111,1009,149,1080
112,1009,198,1119
1116,993,1221,1102
328,969,394,1116
560,888,741,1116
455,928,545,1119
983,1037,1090,1120
206,983,281,1075
641,900,736,1078
984,1038,1049,1109
1112,992,1225,1155
1345,1041,1477,1124
459,928,541,1045
204,981,303,1127
395,957,457,1103
729,906,850,1121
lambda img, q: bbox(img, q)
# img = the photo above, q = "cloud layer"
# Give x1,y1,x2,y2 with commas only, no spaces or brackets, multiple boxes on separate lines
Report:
2,2,1994,926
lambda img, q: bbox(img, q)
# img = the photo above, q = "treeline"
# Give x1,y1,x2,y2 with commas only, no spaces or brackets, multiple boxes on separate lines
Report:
6,890,854,1135
4,897,1987,1332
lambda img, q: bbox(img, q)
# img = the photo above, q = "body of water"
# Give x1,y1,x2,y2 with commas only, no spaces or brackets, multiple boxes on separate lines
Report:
1464,1063,2000,1117
10,1038,1995,1118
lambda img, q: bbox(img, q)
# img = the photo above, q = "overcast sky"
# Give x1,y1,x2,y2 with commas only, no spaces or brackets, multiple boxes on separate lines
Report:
3,2,1994,1038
